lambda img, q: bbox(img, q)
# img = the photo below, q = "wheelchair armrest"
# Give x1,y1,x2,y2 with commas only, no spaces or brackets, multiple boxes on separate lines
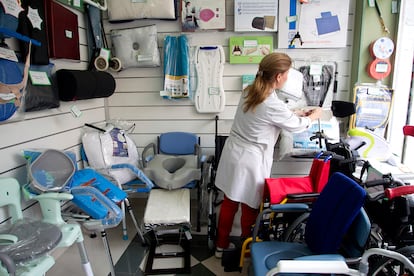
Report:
285,192,320,201
266,258,350,276
269,203,310,212
359,248,414,274
110,163,154,190
142,142,157,168
34,192,73,226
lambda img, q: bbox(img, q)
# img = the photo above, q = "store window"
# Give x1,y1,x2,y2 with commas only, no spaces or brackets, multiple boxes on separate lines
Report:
388,0,414,170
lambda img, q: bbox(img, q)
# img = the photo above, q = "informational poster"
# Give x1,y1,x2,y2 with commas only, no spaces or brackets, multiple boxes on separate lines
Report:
229,36,273,64
234,0,278,32
278,0,350,48
181,0,226,32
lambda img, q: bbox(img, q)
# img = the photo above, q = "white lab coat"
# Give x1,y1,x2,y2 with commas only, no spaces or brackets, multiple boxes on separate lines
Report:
215,90,312,209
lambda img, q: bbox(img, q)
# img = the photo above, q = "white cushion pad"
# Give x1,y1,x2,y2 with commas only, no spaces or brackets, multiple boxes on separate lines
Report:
143,189,190,225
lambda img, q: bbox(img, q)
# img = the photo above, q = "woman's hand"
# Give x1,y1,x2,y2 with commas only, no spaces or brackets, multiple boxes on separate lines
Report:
307,107,323,121
293,109,309,117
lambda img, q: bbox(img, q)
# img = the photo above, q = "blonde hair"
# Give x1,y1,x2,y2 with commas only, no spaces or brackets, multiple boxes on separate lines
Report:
243,52,292,112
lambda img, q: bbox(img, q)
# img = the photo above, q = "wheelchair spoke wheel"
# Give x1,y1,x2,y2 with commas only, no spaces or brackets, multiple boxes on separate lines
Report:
368,245,414,275
282,213,309,243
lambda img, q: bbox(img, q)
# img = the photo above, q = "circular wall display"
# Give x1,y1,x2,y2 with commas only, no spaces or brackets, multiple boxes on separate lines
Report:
367,58,392,80
369,37,394,60
367,37,394,80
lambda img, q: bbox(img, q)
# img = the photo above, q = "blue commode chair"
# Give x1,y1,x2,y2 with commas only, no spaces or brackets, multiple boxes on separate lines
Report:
140,132,203,274
142,131,203,230
250,172,370,276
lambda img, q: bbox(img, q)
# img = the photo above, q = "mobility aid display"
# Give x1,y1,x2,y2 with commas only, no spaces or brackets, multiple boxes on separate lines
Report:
250,172,370,275
0,177,94,276
81,123,154,241
22,148,133,276
239,152,332,268
357,164,414,275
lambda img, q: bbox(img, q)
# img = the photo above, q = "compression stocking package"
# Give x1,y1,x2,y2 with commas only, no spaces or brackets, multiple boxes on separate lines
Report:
161,35,190,99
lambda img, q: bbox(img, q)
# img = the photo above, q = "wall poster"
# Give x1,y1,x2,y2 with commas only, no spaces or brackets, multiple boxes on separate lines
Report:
234,0,278,32
181,0,226,32
278,0,350,48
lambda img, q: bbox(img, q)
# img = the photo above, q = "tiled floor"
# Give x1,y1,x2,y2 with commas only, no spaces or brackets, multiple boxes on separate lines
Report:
47,196,251,276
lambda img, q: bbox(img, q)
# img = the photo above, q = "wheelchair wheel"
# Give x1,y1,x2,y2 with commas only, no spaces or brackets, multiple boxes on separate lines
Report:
368,245,414,275
282,212,309,243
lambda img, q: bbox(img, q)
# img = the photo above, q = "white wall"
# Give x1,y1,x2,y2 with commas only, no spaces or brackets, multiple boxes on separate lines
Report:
0,0,356,222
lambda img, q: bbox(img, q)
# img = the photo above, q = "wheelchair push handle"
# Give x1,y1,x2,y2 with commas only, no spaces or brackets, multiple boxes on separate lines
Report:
385,185,414,200
364,174,395,188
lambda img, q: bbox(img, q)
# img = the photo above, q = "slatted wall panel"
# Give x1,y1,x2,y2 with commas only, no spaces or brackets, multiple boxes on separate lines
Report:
105,0,356,177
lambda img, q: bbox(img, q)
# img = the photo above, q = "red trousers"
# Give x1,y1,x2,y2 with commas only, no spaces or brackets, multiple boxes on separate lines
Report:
216,195,258,248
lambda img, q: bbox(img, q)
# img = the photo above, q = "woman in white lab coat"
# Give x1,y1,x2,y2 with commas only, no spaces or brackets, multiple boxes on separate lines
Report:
214,52,322,257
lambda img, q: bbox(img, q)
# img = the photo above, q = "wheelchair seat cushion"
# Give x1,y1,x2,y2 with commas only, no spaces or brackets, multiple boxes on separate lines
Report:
0,219,62,263
251,241,312,275
144,154,201,190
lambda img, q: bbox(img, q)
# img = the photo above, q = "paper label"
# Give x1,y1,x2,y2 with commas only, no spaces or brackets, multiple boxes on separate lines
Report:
27,7,43,30
0,0,24,18
29,71,51,85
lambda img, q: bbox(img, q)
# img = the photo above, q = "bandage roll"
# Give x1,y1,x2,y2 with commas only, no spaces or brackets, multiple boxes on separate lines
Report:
56,69,116,101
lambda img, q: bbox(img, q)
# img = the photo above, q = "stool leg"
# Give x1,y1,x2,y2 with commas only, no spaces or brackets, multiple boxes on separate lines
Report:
76,241,94,276
120,200,128,240
101,230,116,276
124,198,146,244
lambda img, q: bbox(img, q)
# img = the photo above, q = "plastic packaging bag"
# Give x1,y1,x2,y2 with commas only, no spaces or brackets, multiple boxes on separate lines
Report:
160,35,190,99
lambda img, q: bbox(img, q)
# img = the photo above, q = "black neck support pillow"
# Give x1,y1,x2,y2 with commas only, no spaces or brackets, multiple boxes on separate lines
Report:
56,69,116,101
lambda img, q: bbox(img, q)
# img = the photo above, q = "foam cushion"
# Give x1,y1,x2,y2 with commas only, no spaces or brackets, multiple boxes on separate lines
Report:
56,70,115,101
143,154,201,190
